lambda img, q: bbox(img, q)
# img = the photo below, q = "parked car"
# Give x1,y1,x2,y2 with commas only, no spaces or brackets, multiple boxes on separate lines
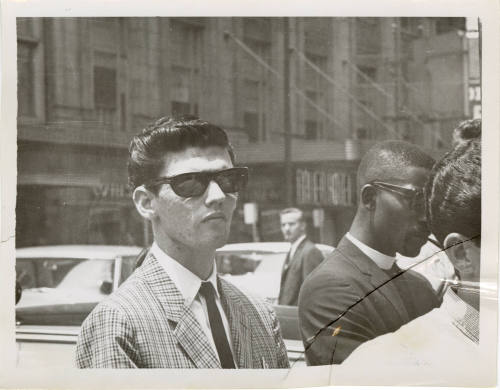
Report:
15,242,334,368
16,245,142,369
16,245,143,310
216,242,334,304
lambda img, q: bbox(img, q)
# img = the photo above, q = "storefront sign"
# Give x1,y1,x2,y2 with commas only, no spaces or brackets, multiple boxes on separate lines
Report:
241,174,284,203
296,168,355,207
93,183,130,200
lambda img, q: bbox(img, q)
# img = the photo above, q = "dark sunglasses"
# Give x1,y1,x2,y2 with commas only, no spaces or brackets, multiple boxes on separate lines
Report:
370,181,424,213
146,167,249,198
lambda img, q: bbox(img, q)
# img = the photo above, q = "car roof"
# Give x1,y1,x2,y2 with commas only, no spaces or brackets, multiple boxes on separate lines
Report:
218,242,290,253
16,242,335,258
217,242,334,254
16,245,143,260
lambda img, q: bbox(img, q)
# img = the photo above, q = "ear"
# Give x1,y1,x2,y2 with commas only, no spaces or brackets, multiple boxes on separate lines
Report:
360,184,377,211
443,232,474,278
133,186,157,221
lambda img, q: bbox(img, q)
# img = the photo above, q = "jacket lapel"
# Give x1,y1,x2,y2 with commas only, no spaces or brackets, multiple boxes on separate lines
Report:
219,278,253,368
281,239,306,281
173,305,221,368
336,237,410,324
368,265,410,323
280,247,292,279
137,252,220,368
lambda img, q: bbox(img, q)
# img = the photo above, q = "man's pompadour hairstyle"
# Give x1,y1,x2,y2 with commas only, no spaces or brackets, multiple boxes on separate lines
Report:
127,116,235,192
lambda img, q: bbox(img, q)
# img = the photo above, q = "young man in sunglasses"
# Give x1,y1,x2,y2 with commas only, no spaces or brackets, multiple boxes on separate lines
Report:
298,140,441,365
76,116,289,369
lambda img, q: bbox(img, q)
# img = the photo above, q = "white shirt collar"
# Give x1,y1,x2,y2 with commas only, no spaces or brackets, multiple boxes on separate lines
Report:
346,232,396,270
290,234,307,258
151,242,219,306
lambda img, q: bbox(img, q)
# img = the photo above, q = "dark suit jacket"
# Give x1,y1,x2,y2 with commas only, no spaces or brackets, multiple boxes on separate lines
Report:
76,252,289,368
298,236,440,365
278,238,324,306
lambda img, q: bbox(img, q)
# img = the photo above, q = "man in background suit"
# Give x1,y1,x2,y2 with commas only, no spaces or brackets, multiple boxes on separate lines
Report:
278,208,324,306
298,141,441,365
76,116,289,369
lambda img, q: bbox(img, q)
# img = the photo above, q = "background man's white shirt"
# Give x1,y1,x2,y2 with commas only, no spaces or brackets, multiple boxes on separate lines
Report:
289,234,306,260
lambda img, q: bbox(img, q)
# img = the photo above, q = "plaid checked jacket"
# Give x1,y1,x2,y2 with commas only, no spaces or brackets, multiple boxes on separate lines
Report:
75,252,290,369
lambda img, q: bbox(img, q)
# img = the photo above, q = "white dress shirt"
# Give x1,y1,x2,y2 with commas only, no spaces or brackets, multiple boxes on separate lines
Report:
289,234,307,260
151,242,236,366
346,232,396,270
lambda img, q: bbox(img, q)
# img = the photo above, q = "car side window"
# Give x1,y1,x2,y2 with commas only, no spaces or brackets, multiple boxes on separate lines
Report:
216,253,262,275
16,258,85,289
16,260,37,289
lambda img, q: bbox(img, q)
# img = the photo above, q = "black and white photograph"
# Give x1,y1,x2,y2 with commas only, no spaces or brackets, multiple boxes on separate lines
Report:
1,0,498,388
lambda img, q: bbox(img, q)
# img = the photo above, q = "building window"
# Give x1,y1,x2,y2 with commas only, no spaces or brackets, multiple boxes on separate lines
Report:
305,120,319,140
303,18,331,56
94,66,117,109
243,18,271,43
244,111,259,143
302,21,330,140
400,18,424,38
356,18,381,55
240,75,268,142
305,53,327,72
356,127,372,140
169,20,202,118
237,18,272,142
118,18,128,59
120,93,127,131
17,42,36,117
356,66,377,84
435,18,466,35
17,18,35,38
304,90,324,140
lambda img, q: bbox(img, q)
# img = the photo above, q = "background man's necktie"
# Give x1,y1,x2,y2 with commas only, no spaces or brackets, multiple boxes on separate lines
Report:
198,281,236,369
283,250,292,271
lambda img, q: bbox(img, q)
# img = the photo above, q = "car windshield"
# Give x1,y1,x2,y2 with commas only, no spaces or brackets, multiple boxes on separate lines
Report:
216,250,287,304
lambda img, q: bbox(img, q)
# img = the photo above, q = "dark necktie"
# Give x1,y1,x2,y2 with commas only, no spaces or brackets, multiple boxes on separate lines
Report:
283,249,292,271
198,281,236,369
386,263,401,279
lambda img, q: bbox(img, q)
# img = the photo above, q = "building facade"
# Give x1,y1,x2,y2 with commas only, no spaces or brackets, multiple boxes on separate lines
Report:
16,17,480,247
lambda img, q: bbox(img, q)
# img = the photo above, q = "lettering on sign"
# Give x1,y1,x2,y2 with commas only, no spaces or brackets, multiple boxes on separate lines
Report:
242,177,283,203
296,169,355,207
93,183,130,200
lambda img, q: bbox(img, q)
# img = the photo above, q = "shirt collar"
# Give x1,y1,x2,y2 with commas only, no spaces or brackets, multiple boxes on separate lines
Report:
346,232,396,270
151,242,219,307
290,234,307,255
